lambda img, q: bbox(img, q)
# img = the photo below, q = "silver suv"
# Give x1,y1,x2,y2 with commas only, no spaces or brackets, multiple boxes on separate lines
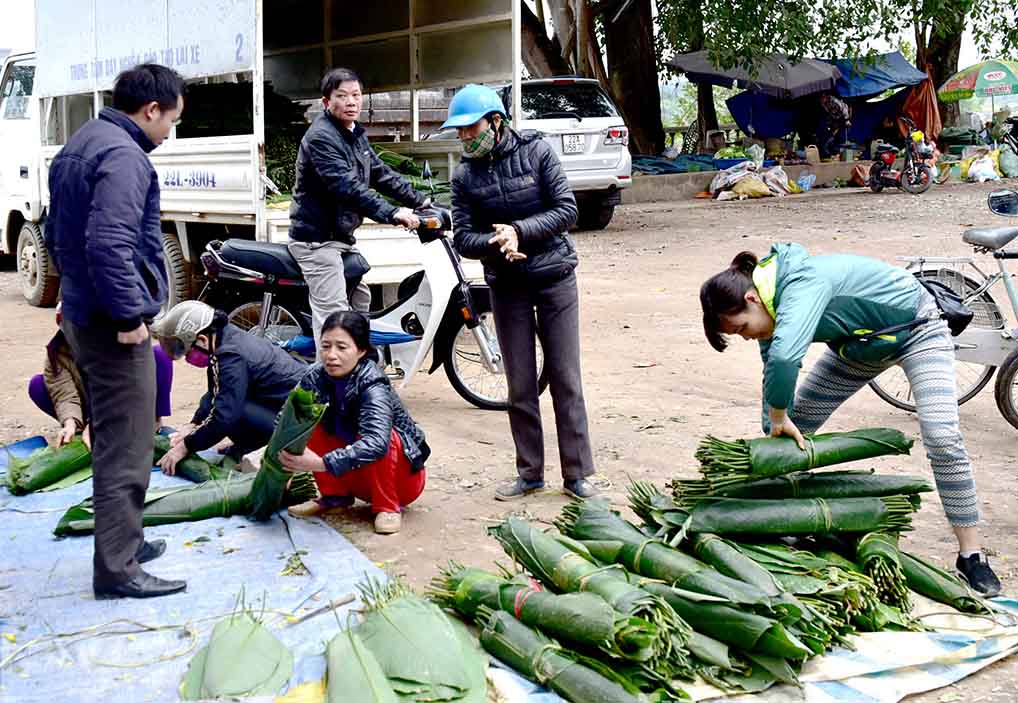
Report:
501,78,631,230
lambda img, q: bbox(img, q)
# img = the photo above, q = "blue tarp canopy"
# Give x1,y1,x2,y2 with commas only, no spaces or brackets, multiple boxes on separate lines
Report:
724,51,925,141
824,51,927,99
727,88,910,142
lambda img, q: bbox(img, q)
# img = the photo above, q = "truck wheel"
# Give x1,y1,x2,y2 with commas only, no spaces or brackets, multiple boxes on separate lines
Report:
17,222,60,307
162,232,192,313
576,201,616,231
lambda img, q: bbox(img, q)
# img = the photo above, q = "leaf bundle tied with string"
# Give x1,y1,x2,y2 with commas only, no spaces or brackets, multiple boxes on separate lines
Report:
5,438,91,495
428,563,661,664
694,428,913,492
672,470,932,508
250,387,326,520
487,518,686,668
855,532,911,610
54,471,317,536
153,434,231,483
475,606,651,703
900,551,989,614
555,500,773,607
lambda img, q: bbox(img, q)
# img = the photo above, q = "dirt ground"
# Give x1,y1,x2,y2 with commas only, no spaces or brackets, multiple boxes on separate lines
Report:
1,181,1016,701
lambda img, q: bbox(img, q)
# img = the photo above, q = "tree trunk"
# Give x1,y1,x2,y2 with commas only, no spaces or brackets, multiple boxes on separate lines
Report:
697,83,719,146
925,11,965,127
522,1,572,77
603,0,664,154
546,0,577,68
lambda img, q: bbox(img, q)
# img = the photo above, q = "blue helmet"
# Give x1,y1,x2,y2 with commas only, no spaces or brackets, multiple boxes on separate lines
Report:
441,84,507,129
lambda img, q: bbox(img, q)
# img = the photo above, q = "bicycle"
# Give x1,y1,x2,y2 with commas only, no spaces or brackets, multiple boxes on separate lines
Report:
869,189,1018,428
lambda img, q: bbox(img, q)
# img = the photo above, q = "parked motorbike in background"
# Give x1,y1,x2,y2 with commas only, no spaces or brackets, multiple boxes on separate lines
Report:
869,116,934,195
198,164,548,411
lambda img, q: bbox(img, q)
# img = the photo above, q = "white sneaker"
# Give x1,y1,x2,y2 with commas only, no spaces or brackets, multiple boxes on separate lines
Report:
374,512,402,534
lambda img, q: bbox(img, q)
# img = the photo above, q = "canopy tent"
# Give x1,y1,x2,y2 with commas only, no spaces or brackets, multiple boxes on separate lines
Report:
668,50,842,99
824,51,927,99
727,88,909,144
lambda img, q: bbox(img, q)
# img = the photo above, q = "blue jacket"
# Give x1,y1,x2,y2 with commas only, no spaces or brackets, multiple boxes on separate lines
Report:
757,242,921,415
45,107,166,331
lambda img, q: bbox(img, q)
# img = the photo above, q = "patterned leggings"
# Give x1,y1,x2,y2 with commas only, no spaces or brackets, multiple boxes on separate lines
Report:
790,303,979,527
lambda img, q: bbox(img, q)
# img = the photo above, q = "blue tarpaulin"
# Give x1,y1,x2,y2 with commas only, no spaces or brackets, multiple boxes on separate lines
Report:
824,52,927,99
725,52,925,142
727,88,910,144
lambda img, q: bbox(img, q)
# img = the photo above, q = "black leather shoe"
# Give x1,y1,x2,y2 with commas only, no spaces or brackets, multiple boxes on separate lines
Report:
94,571,187,600
494,477,546,501
136,539,166,564
563,479,599,500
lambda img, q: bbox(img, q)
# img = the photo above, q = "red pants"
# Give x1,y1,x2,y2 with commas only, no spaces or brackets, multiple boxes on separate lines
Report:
307,425,426,514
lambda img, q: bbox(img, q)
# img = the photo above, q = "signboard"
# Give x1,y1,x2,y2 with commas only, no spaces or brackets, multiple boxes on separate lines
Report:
35,0,257,98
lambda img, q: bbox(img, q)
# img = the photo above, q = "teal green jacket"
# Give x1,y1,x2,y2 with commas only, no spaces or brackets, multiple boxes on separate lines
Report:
757,242,921,412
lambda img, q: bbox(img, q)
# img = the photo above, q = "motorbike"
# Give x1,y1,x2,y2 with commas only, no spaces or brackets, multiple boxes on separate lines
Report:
197,173,548,411
869,116,935,195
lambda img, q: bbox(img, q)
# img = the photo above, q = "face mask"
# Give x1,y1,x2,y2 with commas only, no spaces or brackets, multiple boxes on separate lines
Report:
462,125,497,158
185,345,211,368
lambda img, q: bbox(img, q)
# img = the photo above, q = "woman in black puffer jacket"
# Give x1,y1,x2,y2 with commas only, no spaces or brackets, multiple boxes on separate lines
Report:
444,84,597,502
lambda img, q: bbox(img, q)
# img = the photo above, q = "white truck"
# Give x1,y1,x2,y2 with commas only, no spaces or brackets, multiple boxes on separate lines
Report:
0,0,521,308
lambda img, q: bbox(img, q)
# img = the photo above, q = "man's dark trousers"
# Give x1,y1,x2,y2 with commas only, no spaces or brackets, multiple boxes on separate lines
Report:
491,273,595,483
64,320,155,589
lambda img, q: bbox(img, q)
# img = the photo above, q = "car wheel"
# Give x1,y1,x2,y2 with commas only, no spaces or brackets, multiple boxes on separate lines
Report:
17,222,60,307
576,201,615,231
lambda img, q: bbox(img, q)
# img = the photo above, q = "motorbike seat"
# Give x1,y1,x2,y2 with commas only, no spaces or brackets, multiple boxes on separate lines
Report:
219,239,303,279
874,143,898,153
962,226,1018,250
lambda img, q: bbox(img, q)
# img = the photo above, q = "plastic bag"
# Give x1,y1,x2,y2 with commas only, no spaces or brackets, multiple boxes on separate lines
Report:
747,143,766,168
797,172,817,192
968,155,999,183
1000,146,1018,179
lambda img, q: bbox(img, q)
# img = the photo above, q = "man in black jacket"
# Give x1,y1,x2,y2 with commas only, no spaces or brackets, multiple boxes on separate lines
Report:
46,64,186,600
288,68,428,353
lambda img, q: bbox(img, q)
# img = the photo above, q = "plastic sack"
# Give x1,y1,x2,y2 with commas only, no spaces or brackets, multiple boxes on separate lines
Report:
747,143,765,168
761,166,791,196
1000,146,1018,179
709,160,758,195
968,155,999,183
731,176,773,198
797,172,817,191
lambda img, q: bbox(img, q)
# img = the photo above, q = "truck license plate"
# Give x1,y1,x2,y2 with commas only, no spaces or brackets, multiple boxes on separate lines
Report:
563,134,585,154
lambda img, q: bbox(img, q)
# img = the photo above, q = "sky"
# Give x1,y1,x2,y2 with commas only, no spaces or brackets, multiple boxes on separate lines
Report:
0,0,988,66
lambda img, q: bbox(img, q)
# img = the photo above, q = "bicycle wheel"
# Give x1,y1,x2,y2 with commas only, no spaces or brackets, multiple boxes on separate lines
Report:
868,268,1001,411
993,347,1018,430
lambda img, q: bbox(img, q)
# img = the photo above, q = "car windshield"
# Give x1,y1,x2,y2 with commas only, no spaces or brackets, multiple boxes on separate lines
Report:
520,83,619,120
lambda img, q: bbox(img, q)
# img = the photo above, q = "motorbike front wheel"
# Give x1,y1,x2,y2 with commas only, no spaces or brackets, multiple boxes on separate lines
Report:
901,163,932,195
444,310,550,411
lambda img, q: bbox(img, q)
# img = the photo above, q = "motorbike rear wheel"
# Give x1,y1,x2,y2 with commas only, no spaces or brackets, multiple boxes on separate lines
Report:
228,300,305,346
444,309,550,411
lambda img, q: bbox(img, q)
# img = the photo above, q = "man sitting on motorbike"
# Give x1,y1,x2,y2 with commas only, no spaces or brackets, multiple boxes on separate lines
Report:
282,311,429,535
288,67,429,355
152,301,307,471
